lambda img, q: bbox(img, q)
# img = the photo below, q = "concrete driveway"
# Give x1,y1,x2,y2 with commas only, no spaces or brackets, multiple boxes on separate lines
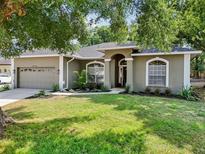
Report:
0,89,39,107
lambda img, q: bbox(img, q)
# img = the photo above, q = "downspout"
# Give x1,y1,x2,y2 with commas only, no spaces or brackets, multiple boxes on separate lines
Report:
66,57,75,89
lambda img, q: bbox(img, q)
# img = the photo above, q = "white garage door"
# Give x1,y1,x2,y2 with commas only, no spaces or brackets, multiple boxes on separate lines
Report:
18,67,57,89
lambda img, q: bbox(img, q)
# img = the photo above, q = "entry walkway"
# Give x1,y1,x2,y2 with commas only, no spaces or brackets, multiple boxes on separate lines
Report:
52,88,125,96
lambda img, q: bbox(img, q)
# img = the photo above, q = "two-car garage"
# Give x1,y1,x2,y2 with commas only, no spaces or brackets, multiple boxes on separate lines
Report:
14,56,59,89
17,67,57,89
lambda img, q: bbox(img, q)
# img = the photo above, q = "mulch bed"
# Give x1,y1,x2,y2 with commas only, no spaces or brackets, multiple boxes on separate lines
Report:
130,91,185,100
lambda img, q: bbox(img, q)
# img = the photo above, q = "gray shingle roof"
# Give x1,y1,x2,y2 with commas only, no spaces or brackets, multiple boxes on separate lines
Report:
19,42,136,59
18,42,198,58
0,58,11,65
140,46,195,54
21,49,59,56
72,42,137,58
72,46,104,58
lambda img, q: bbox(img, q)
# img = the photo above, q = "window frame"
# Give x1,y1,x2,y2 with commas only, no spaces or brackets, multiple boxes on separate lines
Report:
86,61,105,84
146,57,169,87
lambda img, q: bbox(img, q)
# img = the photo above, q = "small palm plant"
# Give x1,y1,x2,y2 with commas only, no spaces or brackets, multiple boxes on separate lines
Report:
73,70,87,90
180,87,200,101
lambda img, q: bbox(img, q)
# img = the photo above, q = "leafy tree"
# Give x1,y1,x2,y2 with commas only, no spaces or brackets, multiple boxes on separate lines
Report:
0,0,89,57
128,23,138,42
0,0,26,23
131,0,205,52
0,0,132,57
136,0,179,51
1,0,205,57
191,53,205,78
85,26,115,46
89,0,132,42
179,0,205,52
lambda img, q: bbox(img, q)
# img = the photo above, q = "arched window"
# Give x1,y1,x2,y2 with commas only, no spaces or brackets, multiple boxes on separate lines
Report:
118,58,127,66
146,57,169,87
86,61,105,84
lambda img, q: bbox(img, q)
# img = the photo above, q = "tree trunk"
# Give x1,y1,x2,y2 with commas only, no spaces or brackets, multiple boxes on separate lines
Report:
0,107,14,138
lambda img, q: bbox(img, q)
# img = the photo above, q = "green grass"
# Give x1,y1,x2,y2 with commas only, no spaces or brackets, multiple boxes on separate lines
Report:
0,94,205,154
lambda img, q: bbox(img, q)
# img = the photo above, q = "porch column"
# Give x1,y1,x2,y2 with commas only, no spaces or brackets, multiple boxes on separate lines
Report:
11,58,15,89
104,59,111,89
126,58,134,92
183,54,191,88
59,55,64,91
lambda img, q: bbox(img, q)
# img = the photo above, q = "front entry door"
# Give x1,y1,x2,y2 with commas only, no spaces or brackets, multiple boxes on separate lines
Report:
122,67,127,86
119,66,127,87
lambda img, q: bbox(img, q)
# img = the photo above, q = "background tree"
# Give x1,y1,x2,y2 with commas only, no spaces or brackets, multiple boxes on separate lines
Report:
136,0,179,51
85,26,115,46
191,53,205,78
0,0,90,57
131,0,205,53
178,0,205,51
0,0,26,23
1,0,205,57
0,0,132,57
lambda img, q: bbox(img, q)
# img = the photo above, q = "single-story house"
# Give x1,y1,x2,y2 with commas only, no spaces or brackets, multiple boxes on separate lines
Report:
0,58,11,75
11,42,201,94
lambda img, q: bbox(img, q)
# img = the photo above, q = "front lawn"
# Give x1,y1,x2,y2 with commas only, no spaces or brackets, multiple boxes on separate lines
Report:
0,95,205,154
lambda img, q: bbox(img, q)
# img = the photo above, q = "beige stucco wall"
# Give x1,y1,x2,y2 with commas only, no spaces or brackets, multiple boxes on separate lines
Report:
0,65,11,74
13,53,186,94
64,59,104,89
14,57,59,88
133,55,184,94
104,49,133,59
79,59,104,70
104,49,132,88
64,58,80,89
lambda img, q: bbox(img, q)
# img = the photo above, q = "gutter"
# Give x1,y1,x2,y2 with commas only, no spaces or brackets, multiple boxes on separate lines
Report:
17,54,104,60
131,51,202,56
66,57,75,89
64,55,104,60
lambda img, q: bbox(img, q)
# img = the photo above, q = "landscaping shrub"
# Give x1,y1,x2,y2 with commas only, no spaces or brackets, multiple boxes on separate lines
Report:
181,87,200,101
2,85,10,91
74,70,86,90
52,84,59,92
154,88,161,95
145,87,151,94
165,88,172,96
125,85,130,93
37,90,46,97
96,83,103,89
100,85,110,92
86,83,97,90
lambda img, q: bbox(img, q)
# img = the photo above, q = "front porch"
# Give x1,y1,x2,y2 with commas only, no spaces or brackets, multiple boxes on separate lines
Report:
103,49,134,92
60,48,135,92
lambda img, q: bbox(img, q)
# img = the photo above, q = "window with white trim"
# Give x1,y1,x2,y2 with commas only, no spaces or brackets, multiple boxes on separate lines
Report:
147,59,169,87
87,63,104,84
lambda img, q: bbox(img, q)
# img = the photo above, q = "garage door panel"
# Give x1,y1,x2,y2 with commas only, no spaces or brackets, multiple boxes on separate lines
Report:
18,67,58,89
